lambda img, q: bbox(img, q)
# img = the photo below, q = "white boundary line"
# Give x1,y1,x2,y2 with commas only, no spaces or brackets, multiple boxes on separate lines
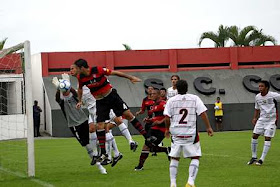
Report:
0,166,54,187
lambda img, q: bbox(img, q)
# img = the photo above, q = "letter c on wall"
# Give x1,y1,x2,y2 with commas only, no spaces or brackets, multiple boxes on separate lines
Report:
193,77,216,95
243,75,261,94
270,74,280,91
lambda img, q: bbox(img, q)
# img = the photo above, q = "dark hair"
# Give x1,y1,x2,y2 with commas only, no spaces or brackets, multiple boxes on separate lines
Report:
259,80,270,90
160,87,166,91
74,59,89,68
176,80,188,94
34,100,38,105
171,75,180,80
217,97,220,100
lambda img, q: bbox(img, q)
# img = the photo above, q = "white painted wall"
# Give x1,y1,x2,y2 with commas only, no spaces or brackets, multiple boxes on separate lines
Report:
31,54,44,132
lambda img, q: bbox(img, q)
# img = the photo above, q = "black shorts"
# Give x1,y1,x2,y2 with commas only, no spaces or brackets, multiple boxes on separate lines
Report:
96,89,129,122
145,128,165,146
215,116,223,122
69,120,89,146
145,122,153,133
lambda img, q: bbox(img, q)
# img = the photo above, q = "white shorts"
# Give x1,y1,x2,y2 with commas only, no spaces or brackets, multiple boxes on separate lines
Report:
169,137,201,158
253,120,277,137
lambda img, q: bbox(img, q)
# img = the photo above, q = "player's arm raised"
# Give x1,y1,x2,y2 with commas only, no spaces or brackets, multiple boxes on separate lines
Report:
200,111,214,136
111,70,141,84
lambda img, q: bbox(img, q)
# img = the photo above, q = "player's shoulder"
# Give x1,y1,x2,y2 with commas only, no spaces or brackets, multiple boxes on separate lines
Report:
167,87,173,91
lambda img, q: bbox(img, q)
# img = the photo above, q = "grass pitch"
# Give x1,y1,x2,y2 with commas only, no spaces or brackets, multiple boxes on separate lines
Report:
1,130,280,187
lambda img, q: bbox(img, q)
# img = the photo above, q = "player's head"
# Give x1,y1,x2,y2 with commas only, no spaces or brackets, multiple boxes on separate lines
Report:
171,75,180,87
176,80,188,94
217,97,220,102
70,64,78,77
74,59,89,74
150,88,160,101
259,80,270,94
147,86,154,95
34,100,38,106
160,87,166,97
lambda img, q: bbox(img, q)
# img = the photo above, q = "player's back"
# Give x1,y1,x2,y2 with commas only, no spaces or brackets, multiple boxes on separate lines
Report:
166,93,207,136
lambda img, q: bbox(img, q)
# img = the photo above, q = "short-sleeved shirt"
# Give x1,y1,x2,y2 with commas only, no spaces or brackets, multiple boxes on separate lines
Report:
164,93,207,136
77,67,112,97
141,96,155,118
150,99,166,133
214,102,223,116
255,91,280,123
82,86,96,110
167,87,178,100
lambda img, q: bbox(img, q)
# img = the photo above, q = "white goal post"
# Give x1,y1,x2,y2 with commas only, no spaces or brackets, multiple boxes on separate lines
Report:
0,41,35,177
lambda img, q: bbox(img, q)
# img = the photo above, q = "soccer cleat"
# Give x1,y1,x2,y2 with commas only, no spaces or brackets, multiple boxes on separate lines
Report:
185,183,195,187
97,154,108,163
134,165,144,171
111,153,123,167
130,141,138,152
247,157,257,165
90,156,98,166
170,184,176,187
256,159,263,166
101,158,112,165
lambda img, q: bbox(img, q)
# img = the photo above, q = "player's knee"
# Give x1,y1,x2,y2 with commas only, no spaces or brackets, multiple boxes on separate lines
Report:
89,123,96,132
252,133,259,139
264,137,271,141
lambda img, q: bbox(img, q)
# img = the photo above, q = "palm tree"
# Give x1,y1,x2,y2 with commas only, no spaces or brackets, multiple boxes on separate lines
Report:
228,26,277,46
0,38,8,50
198,25,229,47
122,44,132,50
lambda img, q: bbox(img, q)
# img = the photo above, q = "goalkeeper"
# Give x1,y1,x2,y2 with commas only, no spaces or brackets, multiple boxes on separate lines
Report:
52,75,107,174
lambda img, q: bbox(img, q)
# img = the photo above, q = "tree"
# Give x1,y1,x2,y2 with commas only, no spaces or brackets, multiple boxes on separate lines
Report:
228,26,277,46
122,44,132,50
198,25,229,47
0,38,8,50
199,25,277,48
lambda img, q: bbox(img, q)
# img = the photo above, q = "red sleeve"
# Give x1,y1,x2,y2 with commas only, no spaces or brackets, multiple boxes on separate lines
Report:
159,101,166,111
141,98,146,112
98,66,112,76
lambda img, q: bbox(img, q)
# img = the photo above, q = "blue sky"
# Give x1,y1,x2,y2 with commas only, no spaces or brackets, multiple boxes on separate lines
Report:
1,0,279,54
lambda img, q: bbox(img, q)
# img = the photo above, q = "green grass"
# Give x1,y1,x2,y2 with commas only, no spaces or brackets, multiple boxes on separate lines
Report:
1,130,280,187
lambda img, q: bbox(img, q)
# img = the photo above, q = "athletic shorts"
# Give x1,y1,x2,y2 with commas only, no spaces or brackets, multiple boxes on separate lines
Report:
253,120,277,138
88,109,117,124
215,116,223,122
96,89,129,122
169,136,201,158
69,120,89,146
145,129,165,146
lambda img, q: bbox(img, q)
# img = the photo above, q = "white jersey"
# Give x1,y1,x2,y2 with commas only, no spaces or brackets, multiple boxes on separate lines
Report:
164,93,207,136
255,91,280,122
82,86,96,110
167,87,178,100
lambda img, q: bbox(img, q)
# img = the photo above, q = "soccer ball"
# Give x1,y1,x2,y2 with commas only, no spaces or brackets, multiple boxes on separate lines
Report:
58,79,71,92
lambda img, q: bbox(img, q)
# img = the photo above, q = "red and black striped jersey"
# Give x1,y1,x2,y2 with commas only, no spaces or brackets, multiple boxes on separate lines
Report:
77,66,112,97
150,99,166,132
141,96,155,118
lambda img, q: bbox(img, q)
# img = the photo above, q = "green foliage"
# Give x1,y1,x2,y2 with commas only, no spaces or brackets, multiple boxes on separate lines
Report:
122,44,132,50
199,25,277,47
1,131,280,187
0,38,8,50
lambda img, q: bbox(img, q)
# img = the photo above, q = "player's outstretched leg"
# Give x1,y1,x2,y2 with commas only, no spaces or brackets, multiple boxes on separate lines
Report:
135,145,150,171
96,123,108,163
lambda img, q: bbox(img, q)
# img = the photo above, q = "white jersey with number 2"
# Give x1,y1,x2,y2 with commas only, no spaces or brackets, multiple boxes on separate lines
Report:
164,93,207,136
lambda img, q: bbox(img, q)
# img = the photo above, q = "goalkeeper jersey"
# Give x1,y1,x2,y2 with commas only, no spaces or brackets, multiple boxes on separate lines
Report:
56,89,88,127
214,102,223,116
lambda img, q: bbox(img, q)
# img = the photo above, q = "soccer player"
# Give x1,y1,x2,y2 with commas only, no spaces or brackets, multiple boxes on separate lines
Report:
164,79,213,187
135,89,170,171
160,87,167,101
214,97,223,131
69,65,123,167
135,86,155,135
167,75,180,100
247,80,280,166
74,59,149,161
52,77,107,174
